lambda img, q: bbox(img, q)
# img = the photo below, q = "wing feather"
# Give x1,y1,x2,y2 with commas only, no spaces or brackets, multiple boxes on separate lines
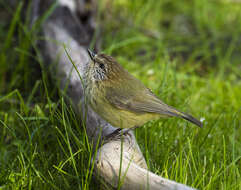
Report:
105,80,202,127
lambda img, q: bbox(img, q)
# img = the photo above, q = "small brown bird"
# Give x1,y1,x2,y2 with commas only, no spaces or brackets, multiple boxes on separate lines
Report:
84,49,202,131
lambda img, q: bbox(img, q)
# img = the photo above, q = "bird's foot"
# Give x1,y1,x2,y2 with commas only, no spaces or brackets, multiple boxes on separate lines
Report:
105,128,134,142
104,126,140,142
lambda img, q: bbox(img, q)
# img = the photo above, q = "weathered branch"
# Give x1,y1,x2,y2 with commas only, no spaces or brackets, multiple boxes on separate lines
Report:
33,0,196,189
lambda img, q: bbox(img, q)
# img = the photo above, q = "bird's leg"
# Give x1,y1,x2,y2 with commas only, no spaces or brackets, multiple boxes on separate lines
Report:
104,126,139,142
105,128,123,141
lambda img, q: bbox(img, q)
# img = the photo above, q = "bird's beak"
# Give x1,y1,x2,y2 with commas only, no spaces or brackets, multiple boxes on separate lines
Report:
87,49,96,61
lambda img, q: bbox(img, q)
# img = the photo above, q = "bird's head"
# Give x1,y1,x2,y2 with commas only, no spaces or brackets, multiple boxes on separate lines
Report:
87,49,123,82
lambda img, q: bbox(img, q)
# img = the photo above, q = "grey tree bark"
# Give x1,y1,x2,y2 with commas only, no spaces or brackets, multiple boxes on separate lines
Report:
33,0,196,189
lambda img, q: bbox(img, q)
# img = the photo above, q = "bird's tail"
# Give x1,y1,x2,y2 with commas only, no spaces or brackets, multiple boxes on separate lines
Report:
178,111,203,127
164,105,203,128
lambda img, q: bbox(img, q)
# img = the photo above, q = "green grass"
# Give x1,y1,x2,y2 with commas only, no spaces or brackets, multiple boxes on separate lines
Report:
0,0,241,189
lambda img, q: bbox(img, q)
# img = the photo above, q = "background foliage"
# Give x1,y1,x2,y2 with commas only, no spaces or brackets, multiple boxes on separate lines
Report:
0,0,241,189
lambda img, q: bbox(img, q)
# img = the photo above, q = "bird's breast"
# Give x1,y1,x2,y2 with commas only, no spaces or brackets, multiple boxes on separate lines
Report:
86,81,160,128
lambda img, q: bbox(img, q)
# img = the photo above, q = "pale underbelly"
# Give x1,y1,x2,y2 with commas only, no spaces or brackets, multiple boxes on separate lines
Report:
95,103,161,129
88,86,161,128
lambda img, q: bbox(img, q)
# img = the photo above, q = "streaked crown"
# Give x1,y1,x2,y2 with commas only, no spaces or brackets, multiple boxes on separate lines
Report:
87,49,122,81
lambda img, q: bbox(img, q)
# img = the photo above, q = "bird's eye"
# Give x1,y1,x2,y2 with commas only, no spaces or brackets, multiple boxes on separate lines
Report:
99,63,105,69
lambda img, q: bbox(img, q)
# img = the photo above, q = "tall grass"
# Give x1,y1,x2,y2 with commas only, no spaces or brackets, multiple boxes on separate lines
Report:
0,0,241,189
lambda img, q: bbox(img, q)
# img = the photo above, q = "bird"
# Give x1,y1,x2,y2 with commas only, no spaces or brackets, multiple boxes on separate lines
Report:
84,49,202,135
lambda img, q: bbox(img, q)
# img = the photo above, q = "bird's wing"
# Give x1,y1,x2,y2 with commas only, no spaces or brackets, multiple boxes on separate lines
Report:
106,80,202,127
105,77,179,117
